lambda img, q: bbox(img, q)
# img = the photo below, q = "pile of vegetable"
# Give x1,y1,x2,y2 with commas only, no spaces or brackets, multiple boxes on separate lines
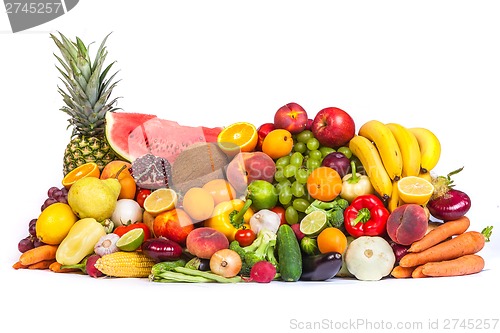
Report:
12,33,494,284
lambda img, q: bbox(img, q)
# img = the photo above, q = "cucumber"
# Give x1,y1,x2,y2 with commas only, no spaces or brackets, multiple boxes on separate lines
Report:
277,224,302,281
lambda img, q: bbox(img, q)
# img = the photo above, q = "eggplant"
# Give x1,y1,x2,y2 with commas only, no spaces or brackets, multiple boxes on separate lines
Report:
300,252,343,281
185,256,211,271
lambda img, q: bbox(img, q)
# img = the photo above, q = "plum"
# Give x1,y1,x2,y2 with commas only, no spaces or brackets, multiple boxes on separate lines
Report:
386,204,428,246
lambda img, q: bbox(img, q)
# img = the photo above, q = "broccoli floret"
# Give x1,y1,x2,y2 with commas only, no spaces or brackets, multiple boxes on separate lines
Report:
229,229,278,277
305,198,348,228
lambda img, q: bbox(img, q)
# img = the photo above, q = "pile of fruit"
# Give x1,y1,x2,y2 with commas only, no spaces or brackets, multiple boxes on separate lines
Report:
13,33,493,283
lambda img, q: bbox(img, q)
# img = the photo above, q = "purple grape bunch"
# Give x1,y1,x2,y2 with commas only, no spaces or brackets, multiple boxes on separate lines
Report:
17,186,70,253
41,186,69,211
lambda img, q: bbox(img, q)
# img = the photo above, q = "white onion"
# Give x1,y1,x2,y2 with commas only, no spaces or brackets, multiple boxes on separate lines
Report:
111,199,143,228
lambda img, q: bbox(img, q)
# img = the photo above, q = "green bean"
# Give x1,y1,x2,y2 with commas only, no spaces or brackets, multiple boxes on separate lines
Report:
174,267,242,283
155,271,213,283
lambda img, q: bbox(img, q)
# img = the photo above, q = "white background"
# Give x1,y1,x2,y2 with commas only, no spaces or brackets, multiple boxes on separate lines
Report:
1,1,499,333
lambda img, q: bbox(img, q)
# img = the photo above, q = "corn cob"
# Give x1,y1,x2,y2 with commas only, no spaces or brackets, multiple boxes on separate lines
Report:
95,252,155,278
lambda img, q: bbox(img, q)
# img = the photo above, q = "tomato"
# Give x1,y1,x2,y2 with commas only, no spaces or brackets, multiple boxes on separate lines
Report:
234,229,256,247
135,189,151,208
270,206,286,225
114,222,151,240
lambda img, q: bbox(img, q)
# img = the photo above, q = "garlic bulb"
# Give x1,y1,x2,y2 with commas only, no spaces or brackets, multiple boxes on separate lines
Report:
94,233,120,256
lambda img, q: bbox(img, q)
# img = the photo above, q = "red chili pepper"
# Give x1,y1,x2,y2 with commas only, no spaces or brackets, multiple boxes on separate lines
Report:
344,194,390,237
114,222,151,240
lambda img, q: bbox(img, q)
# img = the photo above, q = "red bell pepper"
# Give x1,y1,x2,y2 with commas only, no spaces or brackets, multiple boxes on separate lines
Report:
114,222,151,240
344,194,389,237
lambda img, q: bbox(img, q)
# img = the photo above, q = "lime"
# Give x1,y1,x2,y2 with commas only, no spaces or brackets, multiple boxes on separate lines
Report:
300,210,328,236
246,180,278,210
116,228,145,252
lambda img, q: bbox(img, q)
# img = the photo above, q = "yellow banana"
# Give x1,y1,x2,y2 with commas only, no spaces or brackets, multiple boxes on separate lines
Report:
387,180,400,213
385,123,421,178
349,135,393,201
358,120,403,180
408,127,441,173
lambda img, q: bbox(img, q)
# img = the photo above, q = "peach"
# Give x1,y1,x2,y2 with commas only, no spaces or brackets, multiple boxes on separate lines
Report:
226,152,276,194
185,227,229,259
387,204,428,245
273,102,308,134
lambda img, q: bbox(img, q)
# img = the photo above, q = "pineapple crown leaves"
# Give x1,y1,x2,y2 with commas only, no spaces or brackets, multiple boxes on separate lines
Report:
50,32,121,138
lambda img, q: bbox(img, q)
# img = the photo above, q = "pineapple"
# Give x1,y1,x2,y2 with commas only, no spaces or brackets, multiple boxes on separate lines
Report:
51,32,120,175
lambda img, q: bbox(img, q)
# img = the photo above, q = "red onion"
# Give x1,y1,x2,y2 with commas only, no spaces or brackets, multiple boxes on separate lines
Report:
141,237,183,262
427,189,471,221
389,240,409,264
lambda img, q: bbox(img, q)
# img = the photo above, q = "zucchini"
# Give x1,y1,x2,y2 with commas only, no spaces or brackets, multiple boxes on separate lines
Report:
277,224,302,281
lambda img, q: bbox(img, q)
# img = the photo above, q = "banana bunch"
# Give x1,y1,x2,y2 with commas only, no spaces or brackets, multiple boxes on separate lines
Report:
350,120,441,205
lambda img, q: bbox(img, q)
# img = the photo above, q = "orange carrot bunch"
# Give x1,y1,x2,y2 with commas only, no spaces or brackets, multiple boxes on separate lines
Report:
391,216,493,279
11,245,77,273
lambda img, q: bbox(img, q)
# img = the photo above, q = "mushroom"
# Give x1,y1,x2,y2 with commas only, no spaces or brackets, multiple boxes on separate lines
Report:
345,236,395,281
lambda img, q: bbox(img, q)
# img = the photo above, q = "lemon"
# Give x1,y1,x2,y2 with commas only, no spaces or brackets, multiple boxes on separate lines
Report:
36,203,78,245
397,176,434,205
300,210,328,236
143,188,178,216
116,228,145,252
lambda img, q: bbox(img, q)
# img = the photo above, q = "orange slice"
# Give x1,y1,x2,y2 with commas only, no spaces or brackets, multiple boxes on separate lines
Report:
397,176,434,205
143,188,178,216
62,162,100,189
217,122,258,155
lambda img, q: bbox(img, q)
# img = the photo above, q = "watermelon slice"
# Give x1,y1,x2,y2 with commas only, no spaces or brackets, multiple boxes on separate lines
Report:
105,112,222,163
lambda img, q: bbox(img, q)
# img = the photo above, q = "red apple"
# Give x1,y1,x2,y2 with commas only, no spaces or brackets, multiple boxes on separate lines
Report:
273,102,308,134
153,208,194,246
311,107,355,148
255,123,275,151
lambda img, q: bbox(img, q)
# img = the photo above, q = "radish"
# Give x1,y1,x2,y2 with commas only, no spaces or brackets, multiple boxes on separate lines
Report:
244,261,277,283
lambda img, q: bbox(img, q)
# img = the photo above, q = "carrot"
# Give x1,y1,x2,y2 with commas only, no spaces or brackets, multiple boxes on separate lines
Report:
19,244,58,266
49,261,81,273
12,261,29,270
421,254,485,277
28,259,56,270
391,265,416,278
411,265,427,278
399,230,488,268
408,216,470,253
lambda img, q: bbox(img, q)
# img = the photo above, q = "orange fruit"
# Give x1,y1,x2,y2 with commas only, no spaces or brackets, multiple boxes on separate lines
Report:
182,187,215,221
143,188,178,216
397,176,434,205
306,166,342,202
62,162,100,189
317,227,348,254
202,179,237,205
261,129,293,159
217,122,258,155
118,175,137,200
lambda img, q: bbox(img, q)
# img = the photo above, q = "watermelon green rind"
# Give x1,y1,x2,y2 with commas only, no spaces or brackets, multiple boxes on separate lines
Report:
105,112,157,162
105,111,222,163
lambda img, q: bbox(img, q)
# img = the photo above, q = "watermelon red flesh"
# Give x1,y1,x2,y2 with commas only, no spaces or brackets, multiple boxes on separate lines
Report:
105,112,222,163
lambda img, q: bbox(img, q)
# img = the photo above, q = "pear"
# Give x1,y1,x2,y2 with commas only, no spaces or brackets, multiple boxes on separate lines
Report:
68,177,121,222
